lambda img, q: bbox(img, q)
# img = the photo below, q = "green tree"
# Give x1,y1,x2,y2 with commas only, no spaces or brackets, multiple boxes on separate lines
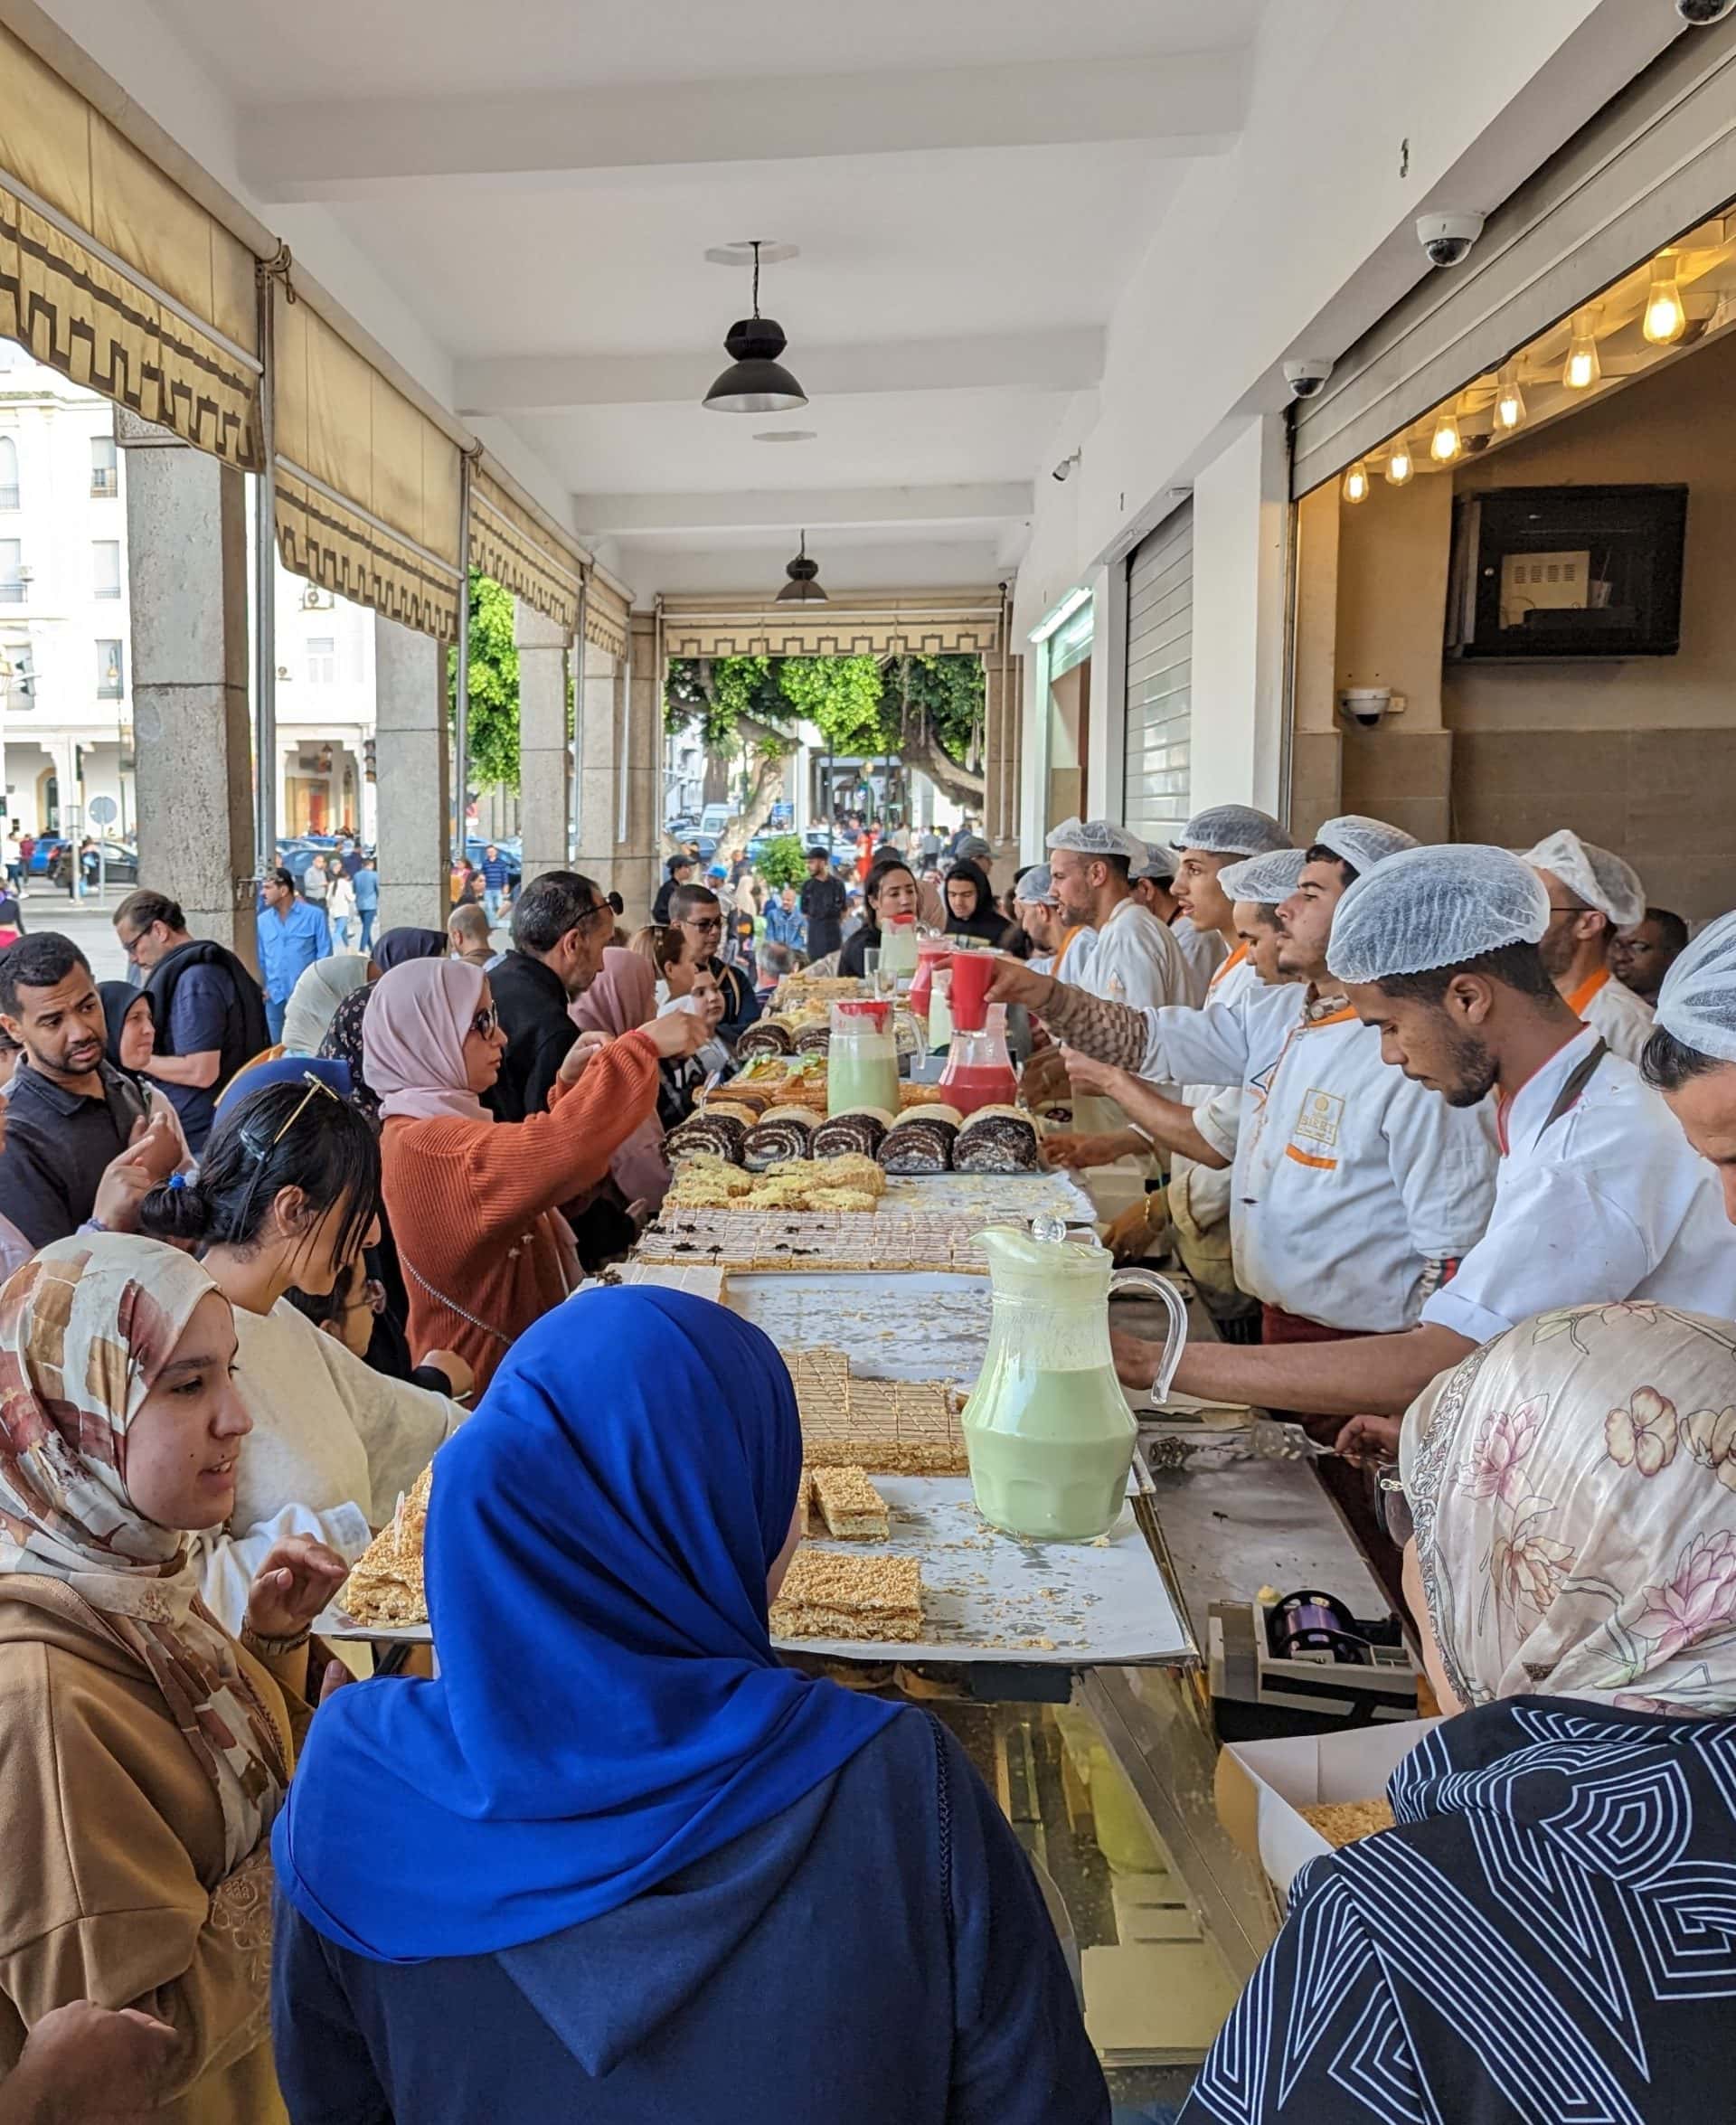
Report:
756,834,808,890
448,571,520,794
663,650,986,847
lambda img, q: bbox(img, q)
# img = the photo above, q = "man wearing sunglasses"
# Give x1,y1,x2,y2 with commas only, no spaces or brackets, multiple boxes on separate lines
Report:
486,870,620,1122
666,882,762,1050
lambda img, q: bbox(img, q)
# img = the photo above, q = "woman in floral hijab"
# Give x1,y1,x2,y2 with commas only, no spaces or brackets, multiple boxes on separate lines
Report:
1183,1303,1736,2125
0,1234,344,2119
1404,1300,1736,1714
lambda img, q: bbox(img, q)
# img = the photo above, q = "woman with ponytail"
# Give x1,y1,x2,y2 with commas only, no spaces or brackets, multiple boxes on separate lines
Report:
140,1064,466,1633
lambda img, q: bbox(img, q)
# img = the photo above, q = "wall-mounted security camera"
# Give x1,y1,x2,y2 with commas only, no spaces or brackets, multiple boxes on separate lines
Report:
1678,0,1736,25
1339,687,1407,728
1284,358,1334,401
1416,212,1486,269
1052,450,1081,484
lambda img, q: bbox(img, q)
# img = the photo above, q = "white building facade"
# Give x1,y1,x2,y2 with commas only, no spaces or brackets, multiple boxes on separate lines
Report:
0,344,379,852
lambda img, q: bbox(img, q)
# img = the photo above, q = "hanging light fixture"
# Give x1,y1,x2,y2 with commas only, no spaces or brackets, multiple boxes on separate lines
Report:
1429,404,1464,463
1342,458,1371,505
1642,250,1688,345
775,530,827,603
1384,438,1415,486
703,240,807,413
1493,363,1527,433
1562,307,1602,391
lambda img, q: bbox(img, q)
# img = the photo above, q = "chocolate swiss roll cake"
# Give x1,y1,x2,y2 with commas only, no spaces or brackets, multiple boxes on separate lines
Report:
812,1108,894,1161
953,1103,1043,1175
665,1111,749,1165
877,1103,961,1176
734,1018,795,1061
742,1105,817,1171
791,1023,833,1058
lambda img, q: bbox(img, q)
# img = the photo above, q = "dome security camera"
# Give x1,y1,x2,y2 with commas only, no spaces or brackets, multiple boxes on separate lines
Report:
1678,0,1736,24
1417,212,1486,269
1284,358,1334,401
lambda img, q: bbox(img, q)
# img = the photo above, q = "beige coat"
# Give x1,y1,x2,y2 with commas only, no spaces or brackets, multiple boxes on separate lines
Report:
0,1578,310,2122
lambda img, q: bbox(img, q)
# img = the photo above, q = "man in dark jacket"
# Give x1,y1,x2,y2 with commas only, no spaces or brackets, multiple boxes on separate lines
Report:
652,853,696,926
797,849,847,963
667,883,761,1049
485,870,617,1120
112,887,269,1153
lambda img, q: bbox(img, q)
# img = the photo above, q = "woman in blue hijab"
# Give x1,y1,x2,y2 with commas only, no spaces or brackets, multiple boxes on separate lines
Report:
272,1288,1106,2124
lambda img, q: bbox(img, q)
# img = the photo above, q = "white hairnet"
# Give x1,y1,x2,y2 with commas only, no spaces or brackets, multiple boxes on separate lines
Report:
1044,817,1148,863
1220,848,1308,907
1134,844,1181,883
1014,864,1060,907
1178,805,1291,858
1654,909,1736,1063
1326,844,1550,985
1314,815,1420,875
1523,828,1645,930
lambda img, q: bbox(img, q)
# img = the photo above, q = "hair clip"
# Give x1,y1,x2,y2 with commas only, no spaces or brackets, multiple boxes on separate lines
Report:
167,1173,187,1191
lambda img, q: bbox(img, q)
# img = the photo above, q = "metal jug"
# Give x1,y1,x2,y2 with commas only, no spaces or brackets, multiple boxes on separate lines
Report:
961,1219,1188,1542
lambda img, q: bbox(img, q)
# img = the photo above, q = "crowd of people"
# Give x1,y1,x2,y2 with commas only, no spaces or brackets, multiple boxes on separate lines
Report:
0,789,1729,2120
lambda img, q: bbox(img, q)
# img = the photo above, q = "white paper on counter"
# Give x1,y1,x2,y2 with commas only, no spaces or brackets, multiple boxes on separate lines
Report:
727,1270,992,1383
325,1473,1193,1667
776,1472,1192,1667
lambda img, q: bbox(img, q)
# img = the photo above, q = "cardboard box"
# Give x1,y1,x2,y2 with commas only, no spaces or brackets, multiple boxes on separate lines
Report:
1215,1720,1439,1899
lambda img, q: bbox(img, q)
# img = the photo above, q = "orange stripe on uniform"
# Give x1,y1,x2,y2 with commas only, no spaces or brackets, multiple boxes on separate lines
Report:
1284,1145,1338,1170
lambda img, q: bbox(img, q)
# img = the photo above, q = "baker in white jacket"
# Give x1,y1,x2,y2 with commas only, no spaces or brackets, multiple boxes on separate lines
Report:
1050,817,1498,1343
1524,826,1656,1064
1099,843,1732,1435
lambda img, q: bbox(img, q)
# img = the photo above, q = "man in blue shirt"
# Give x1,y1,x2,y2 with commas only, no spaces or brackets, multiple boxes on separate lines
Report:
353,855,380,953
257,866,331,1043
113,887,269,1152
479,845,514,930
763,885,807,953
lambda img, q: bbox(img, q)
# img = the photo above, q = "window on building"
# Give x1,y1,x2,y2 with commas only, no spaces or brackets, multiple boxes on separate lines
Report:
97,639,124,699
90,435,117,498
0,539,23,603
92,540,120,600
307,635,336,685
0,437,17,512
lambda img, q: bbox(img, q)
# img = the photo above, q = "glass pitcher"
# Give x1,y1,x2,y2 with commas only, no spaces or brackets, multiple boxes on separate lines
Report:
961,1220,1188,1543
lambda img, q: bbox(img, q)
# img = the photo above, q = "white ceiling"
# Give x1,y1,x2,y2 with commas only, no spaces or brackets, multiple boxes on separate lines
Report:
157,0,1267,99
152,0,1269,591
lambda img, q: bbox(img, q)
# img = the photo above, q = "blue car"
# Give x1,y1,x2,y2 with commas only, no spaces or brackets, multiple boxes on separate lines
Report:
464,837,523,887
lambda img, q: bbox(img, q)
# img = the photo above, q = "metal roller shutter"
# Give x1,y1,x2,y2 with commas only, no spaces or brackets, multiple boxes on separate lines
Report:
1292,20,1736,499
1122,502,1194,849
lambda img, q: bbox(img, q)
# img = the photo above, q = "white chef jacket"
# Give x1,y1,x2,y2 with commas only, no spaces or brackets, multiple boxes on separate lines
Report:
1172,941,1262,1233
1086,895,1187,1012
1569,966,1655,1067
1420,1024,1735,1349
1169,914,1227,1007
1134,986,1498,1331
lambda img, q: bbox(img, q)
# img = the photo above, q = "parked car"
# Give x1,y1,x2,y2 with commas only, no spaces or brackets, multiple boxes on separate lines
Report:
25,835,70,877
49,838,137,888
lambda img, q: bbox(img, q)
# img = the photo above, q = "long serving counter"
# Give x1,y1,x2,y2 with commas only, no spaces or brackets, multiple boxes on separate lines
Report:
628,1234,1391,2083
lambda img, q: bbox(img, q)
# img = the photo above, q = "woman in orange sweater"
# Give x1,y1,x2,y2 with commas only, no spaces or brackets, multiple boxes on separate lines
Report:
362,958,708,1390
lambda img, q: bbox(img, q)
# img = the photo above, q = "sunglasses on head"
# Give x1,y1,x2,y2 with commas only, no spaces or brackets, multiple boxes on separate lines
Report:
250,1069,342,1156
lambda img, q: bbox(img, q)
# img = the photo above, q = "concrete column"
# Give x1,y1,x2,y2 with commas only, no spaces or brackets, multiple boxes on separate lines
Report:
373,614,450,932
514,600,571,882
574,618,659,918
1190,412,1289,817
618,611,660,918
574,637,619,896
118,411,256,962
984,649,1024,883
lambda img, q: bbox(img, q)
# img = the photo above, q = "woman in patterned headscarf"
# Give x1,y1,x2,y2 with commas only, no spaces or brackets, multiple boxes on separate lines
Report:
0,1232,346,2122
1182,1303,1736,2125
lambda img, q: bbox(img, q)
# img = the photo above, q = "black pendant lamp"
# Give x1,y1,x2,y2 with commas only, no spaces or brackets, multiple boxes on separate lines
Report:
776,531,827,603
703,240,807,413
